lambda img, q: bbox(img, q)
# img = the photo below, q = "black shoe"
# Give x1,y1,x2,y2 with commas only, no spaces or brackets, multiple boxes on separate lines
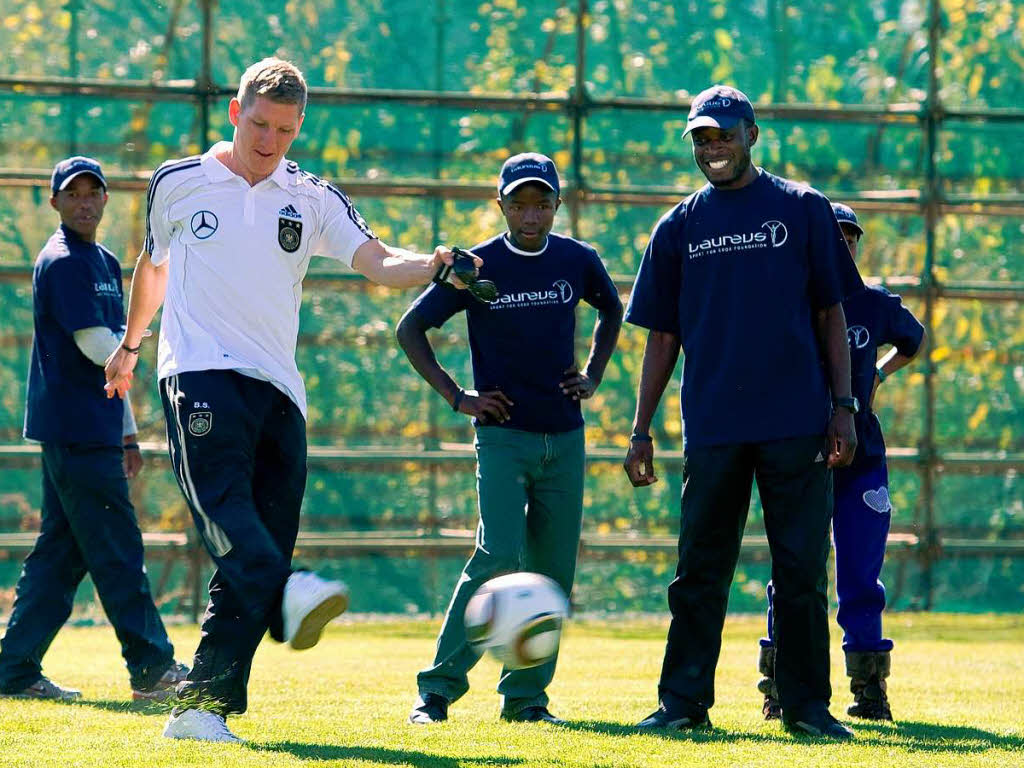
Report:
636,705,711,731
847,695,892,721
409,693,449,724
501,705,565,724
784,705,854,740
762,694,783,721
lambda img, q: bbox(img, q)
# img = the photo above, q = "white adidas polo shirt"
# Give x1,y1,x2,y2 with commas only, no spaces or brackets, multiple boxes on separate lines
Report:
145,141,375,418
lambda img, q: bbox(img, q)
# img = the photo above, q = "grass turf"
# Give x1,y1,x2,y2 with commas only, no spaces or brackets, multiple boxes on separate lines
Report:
0,613,1021,767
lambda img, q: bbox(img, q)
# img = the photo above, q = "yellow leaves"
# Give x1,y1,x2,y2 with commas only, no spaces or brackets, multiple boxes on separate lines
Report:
967,402,989,431
713,29,733,50
931,346,952,363
967,64,984,98
3,15,19,30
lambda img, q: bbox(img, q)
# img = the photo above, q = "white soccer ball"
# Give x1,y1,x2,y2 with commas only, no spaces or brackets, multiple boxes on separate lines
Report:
464,572,569,670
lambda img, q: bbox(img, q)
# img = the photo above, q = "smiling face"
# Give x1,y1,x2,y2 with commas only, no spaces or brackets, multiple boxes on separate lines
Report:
50,174,107,242
691,120,759,189
497,182,560,251
227,95,304,184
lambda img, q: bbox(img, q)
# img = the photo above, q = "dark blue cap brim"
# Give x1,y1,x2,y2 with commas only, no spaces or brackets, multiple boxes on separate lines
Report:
683,114,743,137
54,169,106,194
500,177,558,196
837,220,864,235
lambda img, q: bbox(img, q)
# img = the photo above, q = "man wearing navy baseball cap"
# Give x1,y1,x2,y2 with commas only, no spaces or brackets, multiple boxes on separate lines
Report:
0,156,187,703
625,84,864,739
757,201,926,724
498,152,561,197
50,155,108,196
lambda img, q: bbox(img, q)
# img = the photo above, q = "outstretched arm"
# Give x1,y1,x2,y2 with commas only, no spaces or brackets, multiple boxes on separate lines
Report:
354,240,476,290
104,252,167,399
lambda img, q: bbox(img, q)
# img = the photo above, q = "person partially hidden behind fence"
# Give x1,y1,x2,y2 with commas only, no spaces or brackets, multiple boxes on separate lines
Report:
103,57,470,744
756,202,927,723
0,156,188,703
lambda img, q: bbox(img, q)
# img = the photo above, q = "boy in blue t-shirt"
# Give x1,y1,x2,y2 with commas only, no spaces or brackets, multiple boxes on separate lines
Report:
399,153,622,725
757,203,927,722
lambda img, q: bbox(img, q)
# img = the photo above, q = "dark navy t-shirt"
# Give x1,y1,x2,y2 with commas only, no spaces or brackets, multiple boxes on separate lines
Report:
410,232,621,433
24,225,125,446
843,285,924,463
626,170,863,448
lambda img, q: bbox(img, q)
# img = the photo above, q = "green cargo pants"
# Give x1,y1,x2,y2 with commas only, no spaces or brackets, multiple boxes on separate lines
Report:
416,425,585,715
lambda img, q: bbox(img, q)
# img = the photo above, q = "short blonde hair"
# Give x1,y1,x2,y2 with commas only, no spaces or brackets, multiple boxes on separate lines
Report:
237,57,307,113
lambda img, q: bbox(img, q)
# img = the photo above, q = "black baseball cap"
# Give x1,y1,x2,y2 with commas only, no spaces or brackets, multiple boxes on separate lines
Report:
683,85,756,136
51,156,107,196
832,203,864,235
498,152,560,196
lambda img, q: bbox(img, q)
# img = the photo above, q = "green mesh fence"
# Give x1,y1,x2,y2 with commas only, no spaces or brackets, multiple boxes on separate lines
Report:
0,0,1020,616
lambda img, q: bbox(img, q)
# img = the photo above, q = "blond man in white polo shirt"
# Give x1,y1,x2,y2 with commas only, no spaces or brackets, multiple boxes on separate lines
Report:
104,58,465,743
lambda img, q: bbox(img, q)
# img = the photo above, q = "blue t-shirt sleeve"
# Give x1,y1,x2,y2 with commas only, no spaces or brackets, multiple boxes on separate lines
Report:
806,194,864,310
625,212,682,333
42,259,108,335
581,247,621,313
407,281,469,329
881,291,925,355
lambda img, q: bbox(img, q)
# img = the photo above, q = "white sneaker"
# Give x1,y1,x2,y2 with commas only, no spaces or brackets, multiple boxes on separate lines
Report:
162,708,244,743
282,570,349,650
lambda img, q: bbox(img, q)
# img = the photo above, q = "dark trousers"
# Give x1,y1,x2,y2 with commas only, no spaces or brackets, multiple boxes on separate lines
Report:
762,455,893,655
659,435,832,717
160,370,306,715
0,442,173,693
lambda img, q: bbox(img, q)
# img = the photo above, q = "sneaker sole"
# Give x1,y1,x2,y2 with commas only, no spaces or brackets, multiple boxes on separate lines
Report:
2,691,81,702
289,591,349,650
787,720,854,739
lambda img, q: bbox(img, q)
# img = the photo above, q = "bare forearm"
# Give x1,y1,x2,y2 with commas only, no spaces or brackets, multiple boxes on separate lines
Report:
395,310,461,407
123,253,168,347
353,240,436,290
632,330,680,435
823,303,852,399
878,329,928,377
582,303,623,384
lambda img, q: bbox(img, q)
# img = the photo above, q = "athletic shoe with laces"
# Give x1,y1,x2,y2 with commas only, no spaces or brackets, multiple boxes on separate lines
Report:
162,708,244,743
132,660,190,702
636,704,711,731
2,677,81,701
501,705,565,724
762,693,783,720
282,570,349,650
784,704,854,740
408,692,449,724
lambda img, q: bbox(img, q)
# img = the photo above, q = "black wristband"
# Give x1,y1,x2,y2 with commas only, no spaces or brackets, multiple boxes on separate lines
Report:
629,433,653,443
123,442,140,451
452,389,466,412
122,343,141,354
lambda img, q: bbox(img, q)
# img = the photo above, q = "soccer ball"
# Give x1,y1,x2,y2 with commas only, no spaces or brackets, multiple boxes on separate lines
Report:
464,572,569,670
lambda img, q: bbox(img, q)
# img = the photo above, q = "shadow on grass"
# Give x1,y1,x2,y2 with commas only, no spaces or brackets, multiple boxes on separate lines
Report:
73,698,171,716
254,742,525,766
561,718,1023,753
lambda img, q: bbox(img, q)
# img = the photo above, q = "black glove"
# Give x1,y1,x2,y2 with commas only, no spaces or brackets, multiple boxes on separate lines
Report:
433,247,499,304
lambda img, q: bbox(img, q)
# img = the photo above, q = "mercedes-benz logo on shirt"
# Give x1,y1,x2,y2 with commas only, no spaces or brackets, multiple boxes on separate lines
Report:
191,210,219,239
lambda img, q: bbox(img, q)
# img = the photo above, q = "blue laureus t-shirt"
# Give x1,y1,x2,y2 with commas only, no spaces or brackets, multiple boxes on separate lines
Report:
843,285,924,462
410,232,621,433
626,169,863,448
24,225,125,446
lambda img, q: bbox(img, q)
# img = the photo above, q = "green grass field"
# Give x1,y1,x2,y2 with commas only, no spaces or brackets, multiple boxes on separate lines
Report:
0,614,1021,767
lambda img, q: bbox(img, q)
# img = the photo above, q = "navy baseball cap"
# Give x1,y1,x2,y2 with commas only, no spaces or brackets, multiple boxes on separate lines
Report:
51,156,107,196
832,203,864,235
498,152,560,196
683,85,756,136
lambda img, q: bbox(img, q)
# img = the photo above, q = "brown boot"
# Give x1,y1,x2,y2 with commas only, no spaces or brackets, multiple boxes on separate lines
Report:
757,645,782,720
846,650,893,721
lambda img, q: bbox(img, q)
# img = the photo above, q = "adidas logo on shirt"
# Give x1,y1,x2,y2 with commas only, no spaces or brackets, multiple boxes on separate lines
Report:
278,204,302,221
